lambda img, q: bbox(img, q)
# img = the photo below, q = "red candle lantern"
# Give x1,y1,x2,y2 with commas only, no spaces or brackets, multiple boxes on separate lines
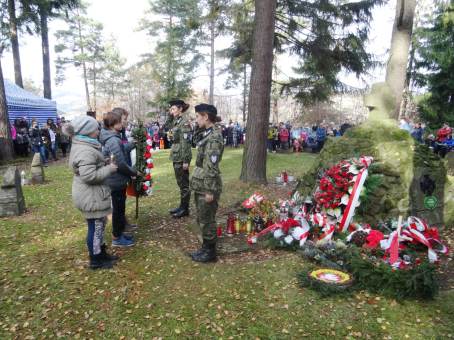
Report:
226,214,235,236
217,224,223,237
282,170,288,184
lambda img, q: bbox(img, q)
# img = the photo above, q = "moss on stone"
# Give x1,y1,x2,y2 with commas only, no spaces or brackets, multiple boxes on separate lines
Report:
297,122,452,226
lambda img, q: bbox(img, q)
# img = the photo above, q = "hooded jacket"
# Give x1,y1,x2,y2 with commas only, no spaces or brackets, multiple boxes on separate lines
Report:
99,128,137,191
69,136,115,219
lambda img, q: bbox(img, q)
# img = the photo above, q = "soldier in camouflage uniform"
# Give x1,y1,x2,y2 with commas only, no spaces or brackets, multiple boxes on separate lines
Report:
165,99,193,218
190,104,224,263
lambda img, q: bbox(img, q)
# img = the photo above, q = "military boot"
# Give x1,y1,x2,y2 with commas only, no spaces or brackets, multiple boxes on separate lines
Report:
172,202,189,218
191,242,216,263
189,241,210,258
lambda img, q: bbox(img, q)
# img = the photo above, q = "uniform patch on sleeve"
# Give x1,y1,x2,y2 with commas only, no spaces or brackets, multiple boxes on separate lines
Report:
210,154,218,164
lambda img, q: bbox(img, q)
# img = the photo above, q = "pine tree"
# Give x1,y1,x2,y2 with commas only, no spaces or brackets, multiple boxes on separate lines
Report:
218,0,254,123
1,0,36,89
140,0,202,109
26,0,80,99
413,0,454,128
199,0,231,104
0,57,13,161
240,0,277,184
0,3,13,160
8,0,23,87
277,0,383,105
54,3,105,110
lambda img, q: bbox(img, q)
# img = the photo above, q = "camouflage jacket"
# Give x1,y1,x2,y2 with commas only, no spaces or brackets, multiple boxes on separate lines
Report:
165,115,193,163
190,127,224,195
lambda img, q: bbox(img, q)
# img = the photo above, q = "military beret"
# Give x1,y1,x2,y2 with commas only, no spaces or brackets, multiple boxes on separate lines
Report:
195,103,217,115
168,99,186,107
169,99,190,112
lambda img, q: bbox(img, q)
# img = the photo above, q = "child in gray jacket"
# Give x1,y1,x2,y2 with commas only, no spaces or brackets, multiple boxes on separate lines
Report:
65,115,118,269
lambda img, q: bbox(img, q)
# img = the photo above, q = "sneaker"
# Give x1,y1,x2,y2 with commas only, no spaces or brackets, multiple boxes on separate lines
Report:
112,235,135,247
123,234,134,241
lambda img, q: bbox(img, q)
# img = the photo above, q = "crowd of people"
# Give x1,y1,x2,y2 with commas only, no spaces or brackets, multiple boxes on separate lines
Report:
400,118,453,158
268,122,353,153
9,117,71,165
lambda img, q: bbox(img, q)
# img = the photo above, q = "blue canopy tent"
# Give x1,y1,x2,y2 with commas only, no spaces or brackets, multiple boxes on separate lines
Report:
4,79,57,126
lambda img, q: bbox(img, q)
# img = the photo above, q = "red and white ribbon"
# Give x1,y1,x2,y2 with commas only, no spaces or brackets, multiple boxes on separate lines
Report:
381,228,400,265
247,222,280,244
402,226,449,263
339,168,368,232
319,224,335,242
291,222,310,247
242,192,265,209
311,213,327,227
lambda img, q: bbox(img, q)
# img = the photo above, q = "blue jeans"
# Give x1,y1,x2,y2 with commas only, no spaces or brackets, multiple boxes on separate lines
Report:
32,145,47,164
50,141,57,160
87,218,106,256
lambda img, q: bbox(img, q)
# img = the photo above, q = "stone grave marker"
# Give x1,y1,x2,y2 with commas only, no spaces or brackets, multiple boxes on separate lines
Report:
0,166,26,217
31,153,45,184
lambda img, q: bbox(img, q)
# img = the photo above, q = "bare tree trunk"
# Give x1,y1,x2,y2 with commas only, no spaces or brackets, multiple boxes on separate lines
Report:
0,57,14,161
240,0,276,184
164,14,174,104
242,64,247,124
272,61,278,123
8,0,23,88
209,18,215,105
385,0,416,119
92,60,97,111
76,12,91,110
40,7,52,99
272,96,278,124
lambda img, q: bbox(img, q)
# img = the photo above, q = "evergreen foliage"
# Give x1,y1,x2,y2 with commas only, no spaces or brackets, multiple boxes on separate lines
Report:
140,0,203,108
297,267,353,297
413,0,454,128
131,120,150,196
276,0,384,104
218,0,254,88
54,4,104,84
297,246,439,300
221,0,383,105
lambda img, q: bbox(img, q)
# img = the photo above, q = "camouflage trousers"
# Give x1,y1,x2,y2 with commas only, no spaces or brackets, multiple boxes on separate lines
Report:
194,192,219,244
173,162,191,206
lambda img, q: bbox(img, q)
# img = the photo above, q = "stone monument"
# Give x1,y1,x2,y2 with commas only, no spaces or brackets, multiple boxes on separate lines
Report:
31,153,45,184
296,82,453,226
0,166,26,217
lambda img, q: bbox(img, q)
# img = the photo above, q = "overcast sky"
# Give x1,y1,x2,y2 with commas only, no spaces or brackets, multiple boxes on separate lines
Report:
1,0,395,116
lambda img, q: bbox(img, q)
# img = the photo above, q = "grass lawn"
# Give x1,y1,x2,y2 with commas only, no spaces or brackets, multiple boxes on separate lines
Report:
0,148,453,339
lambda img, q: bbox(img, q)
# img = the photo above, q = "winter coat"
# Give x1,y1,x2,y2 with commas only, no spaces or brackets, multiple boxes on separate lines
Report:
69,136,116,219
279,128,289,142
29,126,43,146
99,128,137,191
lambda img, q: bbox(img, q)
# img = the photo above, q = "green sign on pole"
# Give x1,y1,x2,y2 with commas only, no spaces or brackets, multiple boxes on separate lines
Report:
424,196,438,210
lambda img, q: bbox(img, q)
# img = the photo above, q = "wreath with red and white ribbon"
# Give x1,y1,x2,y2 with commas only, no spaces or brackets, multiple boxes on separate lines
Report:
142,133,154,195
